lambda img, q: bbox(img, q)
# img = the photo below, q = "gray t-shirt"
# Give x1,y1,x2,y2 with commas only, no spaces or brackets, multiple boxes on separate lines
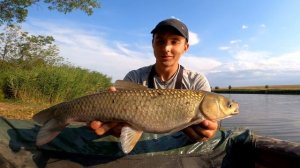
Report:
124,65,211,91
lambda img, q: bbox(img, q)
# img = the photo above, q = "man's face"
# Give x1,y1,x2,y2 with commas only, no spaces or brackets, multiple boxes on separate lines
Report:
152,30,189,68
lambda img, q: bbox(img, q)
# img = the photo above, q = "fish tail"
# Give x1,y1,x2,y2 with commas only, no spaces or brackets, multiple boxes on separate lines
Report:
36,118,67,146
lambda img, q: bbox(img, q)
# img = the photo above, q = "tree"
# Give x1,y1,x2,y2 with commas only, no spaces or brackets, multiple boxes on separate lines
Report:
0,25,26,61
0,0,101,25
0,24,62,68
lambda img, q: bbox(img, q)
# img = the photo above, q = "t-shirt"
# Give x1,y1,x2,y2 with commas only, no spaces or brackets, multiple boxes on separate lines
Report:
123,65,211,91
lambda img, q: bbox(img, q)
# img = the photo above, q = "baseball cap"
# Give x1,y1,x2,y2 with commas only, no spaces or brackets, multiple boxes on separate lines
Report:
151,18,189,41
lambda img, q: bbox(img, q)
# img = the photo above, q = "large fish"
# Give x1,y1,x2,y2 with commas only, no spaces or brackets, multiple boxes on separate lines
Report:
33,80,239,154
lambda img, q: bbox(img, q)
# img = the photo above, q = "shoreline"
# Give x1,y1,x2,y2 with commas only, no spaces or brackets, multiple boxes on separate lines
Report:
213,89,300,95
212,84,300,95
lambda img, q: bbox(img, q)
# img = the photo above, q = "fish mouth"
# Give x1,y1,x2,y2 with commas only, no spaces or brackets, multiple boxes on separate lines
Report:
232,110,239,115
232,107,240,115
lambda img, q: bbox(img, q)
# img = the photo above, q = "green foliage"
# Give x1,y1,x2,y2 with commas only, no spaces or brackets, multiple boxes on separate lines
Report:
0,61,14,100
0,64,111,103
2,69,27,99
44,0,100,15
0,0,101,25
0,24,62,68
0,0,31,25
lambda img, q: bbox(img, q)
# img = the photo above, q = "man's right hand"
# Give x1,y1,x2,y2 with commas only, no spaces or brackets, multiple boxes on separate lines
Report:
89,86,123,137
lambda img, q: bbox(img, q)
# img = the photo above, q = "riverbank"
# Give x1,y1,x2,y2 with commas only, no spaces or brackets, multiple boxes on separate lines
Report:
213,84,300,94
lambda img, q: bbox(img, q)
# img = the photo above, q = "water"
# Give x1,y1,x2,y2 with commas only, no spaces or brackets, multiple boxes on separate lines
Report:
221,94,300,143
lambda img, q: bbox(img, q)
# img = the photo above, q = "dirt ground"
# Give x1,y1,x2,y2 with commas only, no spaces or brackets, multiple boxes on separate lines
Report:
0,102,49,120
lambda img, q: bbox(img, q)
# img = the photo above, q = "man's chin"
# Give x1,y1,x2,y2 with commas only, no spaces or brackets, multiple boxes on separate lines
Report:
159,61,173,67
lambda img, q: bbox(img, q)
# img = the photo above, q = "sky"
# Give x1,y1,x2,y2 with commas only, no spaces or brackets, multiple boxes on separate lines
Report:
18,0,300,87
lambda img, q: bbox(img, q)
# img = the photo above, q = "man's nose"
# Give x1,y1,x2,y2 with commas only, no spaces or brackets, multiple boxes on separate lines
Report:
164,44,172,52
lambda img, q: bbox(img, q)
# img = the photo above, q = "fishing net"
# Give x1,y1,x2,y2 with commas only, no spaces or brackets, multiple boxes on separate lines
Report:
0,117,274,168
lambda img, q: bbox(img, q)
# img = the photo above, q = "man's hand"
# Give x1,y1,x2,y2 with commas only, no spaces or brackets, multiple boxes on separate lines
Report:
89,86,123,137
90,120,123,137
183,120,218,141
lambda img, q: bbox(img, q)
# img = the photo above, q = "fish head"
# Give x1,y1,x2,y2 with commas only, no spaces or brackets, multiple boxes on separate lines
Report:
199,93,239,121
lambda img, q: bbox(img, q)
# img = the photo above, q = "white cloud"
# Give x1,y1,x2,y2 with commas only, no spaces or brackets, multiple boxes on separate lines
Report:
180,55,222,73
242,25,248,29
189,31,200,45
214,50,300,72
219,39,248,53
208,68,300,87
208,50,300,86
219,46,230,51
260,24,266,28
230,40,242,44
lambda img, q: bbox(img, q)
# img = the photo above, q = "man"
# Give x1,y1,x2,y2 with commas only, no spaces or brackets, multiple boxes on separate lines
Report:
90,18,218,142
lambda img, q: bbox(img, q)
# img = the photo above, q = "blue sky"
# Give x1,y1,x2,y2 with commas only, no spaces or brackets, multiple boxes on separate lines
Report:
20,0,300,87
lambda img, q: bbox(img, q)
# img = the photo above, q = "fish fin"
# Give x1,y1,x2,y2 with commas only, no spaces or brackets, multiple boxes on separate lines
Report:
168,118,205,134
120,126,143,154
33,106,57,125
36,118,67,146
114,80,148,90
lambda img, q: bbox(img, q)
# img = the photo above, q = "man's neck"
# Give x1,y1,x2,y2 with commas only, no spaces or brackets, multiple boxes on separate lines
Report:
154,64,179,81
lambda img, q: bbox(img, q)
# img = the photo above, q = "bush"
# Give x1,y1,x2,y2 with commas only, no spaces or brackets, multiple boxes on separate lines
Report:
0,63,111,103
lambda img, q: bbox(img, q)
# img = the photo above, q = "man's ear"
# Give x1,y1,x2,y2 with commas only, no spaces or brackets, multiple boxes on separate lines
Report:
184,42,189,52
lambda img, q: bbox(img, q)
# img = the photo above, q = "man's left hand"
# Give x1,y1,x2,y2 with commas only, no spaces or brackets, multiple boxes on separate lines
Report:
182,120,218,141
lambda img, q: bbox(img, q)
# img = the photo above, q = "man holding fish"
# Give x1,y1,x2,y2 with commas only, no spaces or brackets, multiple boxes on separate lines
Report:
33,18,239,154
90,18,219,142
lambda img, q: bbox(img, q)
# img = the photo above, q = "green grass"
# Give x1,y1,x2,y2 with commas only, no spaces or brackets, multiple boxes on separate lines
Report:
0,61,112,119
0,65,112,103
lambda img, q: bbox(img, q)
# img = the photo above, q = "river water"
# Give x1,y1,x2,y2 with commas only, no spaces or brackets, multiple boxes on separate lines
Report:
221,94,300,143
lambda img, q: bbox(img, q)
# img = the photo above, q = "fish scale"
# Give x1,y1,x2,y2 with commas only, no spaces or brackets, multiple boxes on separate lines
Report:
109,89,197,131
